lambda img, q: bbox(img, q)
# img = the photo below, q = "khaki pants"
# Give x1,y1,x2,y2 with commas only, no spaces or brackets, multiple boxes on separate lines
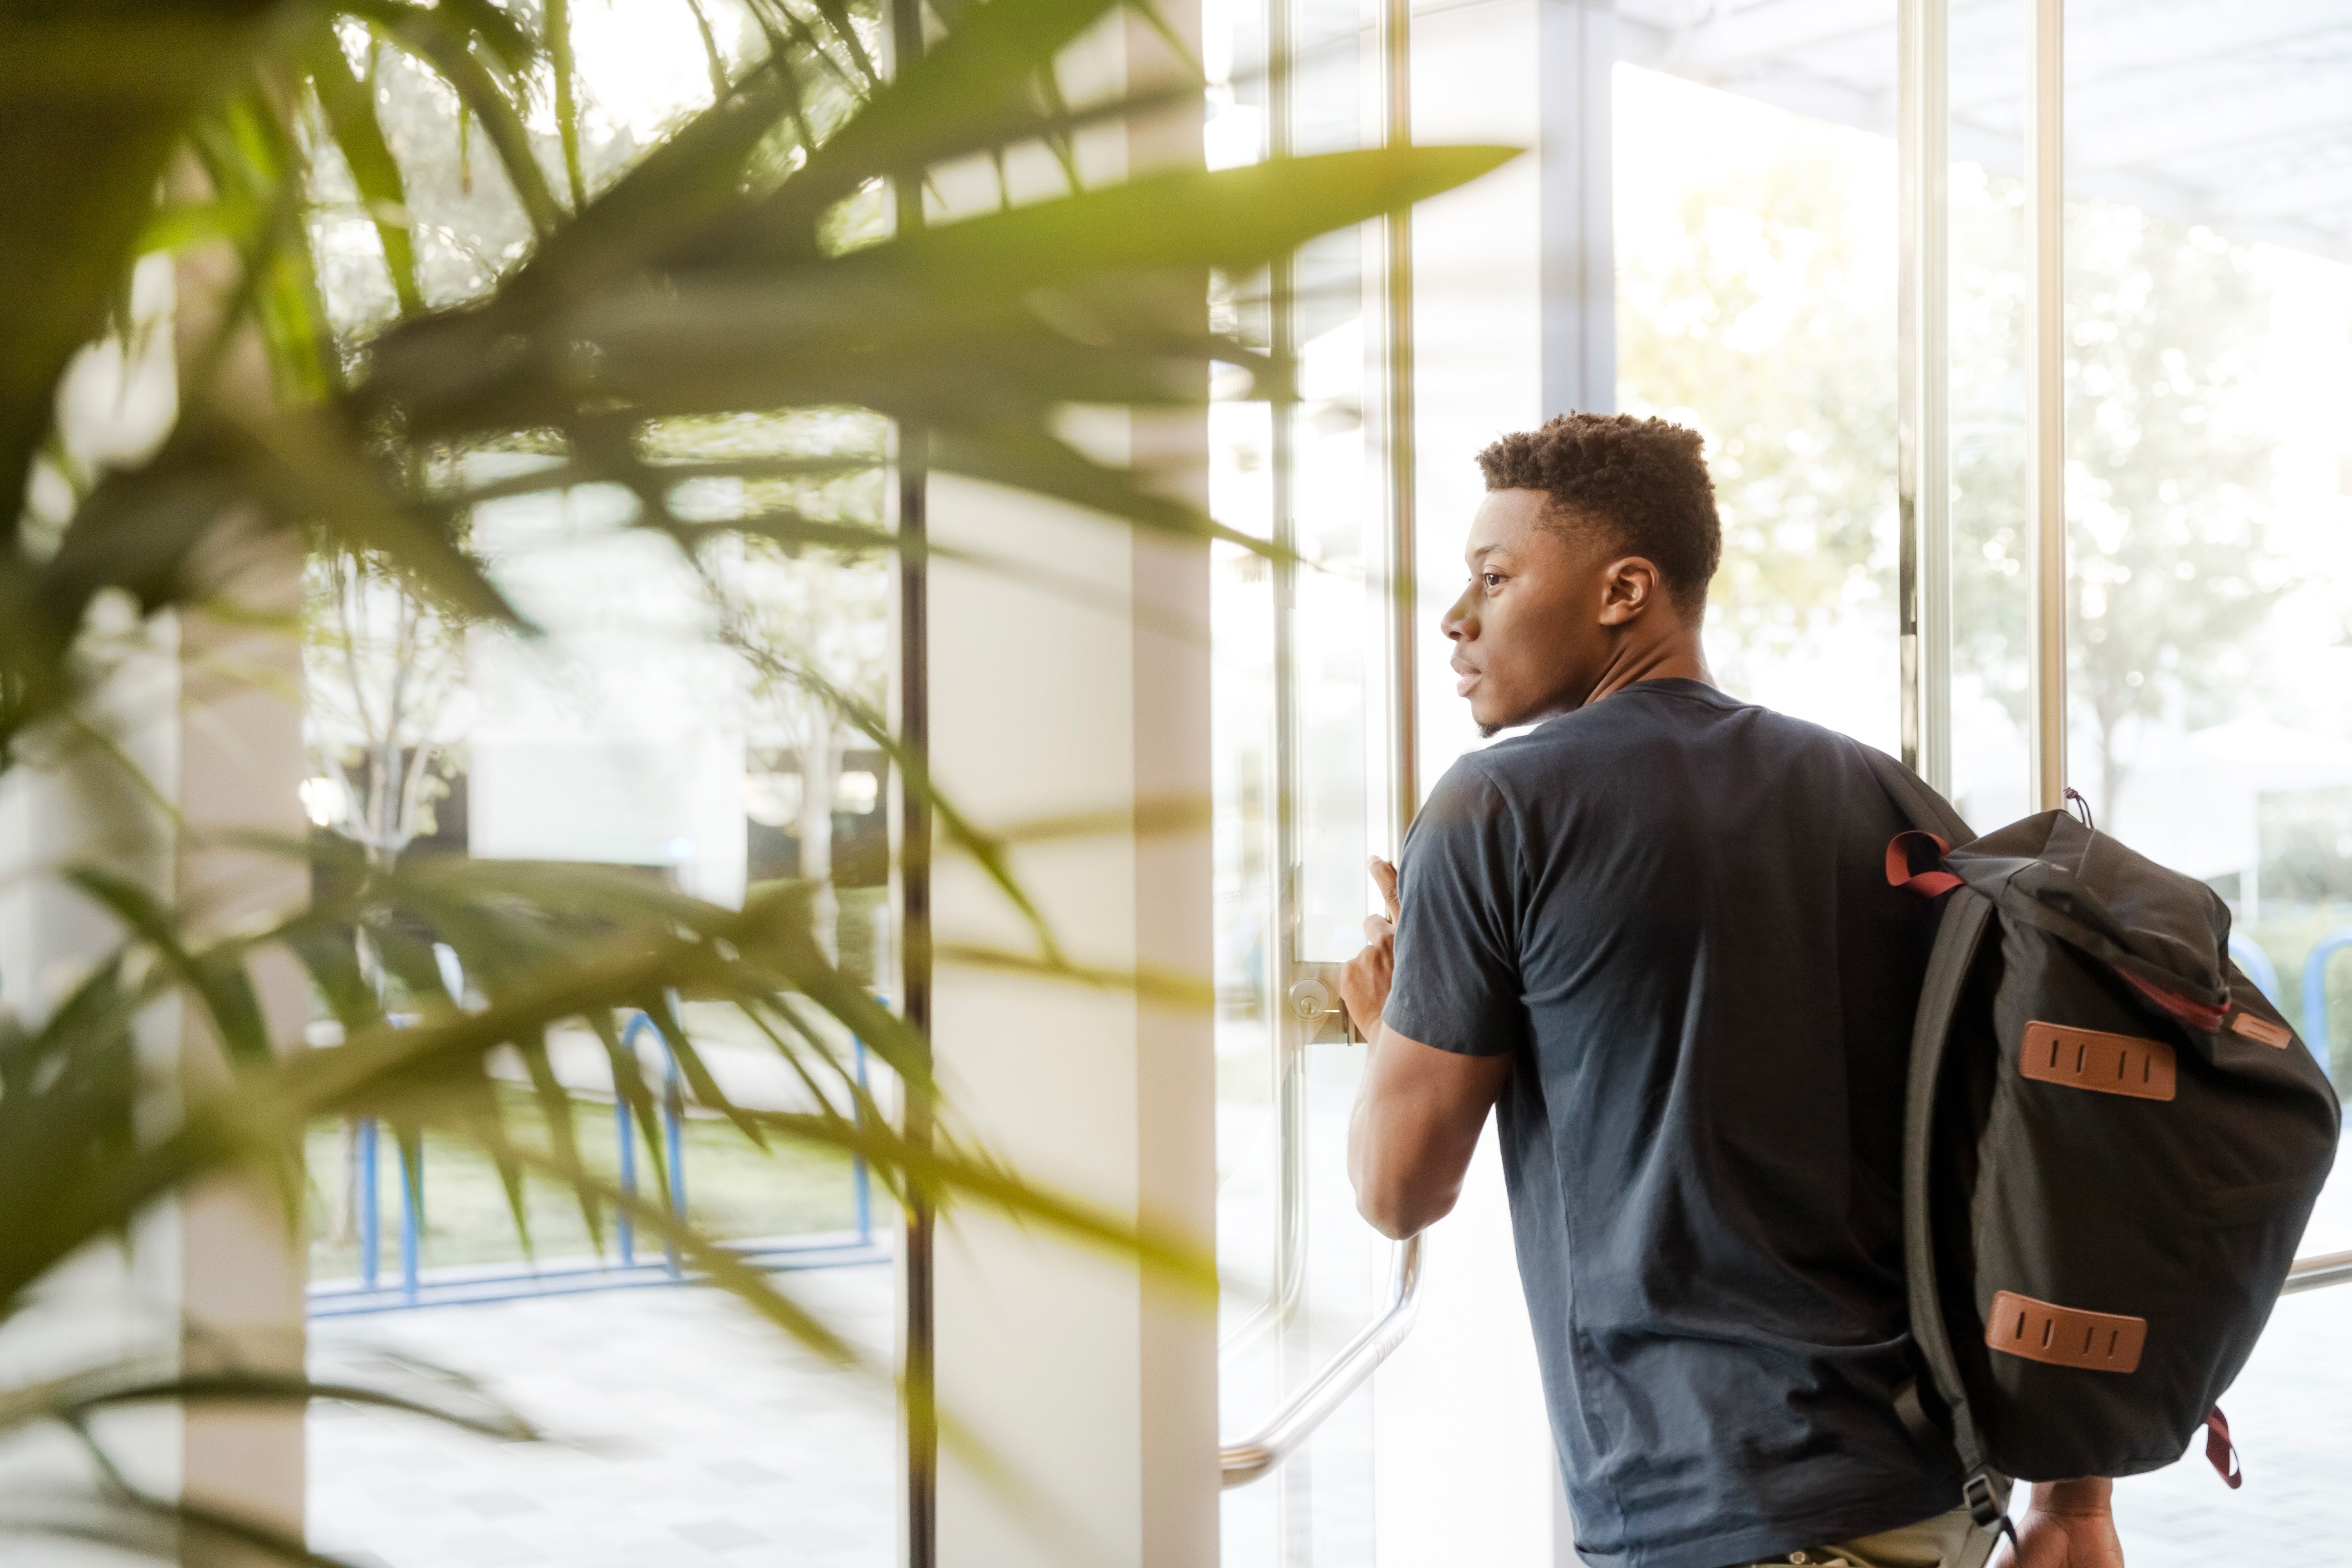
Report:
1724,1506,1997,1568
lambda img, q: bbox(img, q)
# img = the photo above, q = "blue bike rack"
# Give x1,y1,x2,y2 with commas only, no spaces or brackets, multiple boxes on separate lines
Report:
2300,927,2352,1088
316,1006,885,1315
2229,934,2281,1004
619,1010,690,1279
357,1117,380,1292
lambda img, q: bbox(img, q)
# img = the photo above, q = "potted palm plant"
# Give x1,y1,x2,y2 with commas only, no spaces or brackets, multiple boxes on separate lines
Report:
0,0,1510,1556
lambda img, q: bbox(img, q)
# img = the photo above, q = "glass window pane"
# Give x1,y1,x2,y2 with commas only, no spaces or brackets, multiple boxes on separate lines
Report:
1208,0,1389,1556
2058,4,2352,1556
1946,0,2034,827
1614,7,1900,754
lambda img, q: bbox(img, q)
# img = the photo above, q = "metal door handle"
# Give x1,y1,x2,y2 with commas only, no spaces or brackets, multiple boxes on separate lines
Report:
1218,1235,1423,1488
1286,963,1362,1044
2284,1249,2352,1294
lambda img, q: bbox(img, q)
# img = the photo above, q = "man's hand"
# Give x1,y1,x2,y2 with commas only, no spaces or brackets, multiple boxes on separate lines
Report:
1339,853,1512,1239
1993,1479,2124,1568
1339,857,1401,1040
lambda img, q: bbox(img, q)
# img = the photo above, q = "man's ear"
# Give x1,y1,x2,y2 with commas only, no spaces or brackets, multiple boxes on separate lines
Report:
1597,556,1662,627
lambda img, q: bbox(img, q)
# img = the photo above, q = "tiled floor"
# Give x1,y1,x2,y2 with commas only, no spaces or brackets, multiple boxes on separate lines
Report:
303,1212,2352,1568
2111,1281,2352,1565
2107,1156,2352,1566
308,1264,896,1568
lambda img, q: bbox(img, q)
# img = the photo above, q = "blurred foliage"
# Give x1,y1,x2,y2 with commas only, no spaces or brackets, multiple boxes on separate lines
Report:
1950,175,2288,818
0,0,1514,1556
1618,73,2287,818
1617,93,1896,686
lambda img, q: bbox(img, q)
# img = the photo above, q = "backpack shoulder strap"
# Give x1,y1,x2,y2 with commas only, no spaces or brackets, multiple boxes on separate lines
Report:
1904,887,2012,1538
1859,743,1976,845
1857,744,2013,1539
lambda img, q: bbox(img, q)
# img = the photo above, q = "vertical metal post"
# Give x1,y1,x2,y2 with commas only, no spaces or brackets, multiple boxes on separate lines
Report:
1897,0,1952,794
357,1117,379,1293
616,1096,637,1269
1265,0,1307,1346
2024,0,2068,811
662,1042,687,1279
1381,0,1418,846
888,3,937,1558
853,1037,874,1245
1262,1,1313,1555
396,1134,420,1307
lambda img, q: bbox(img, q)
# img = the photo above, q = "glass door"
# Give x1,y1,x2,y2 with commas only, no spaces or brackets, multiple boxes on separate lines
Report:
1207,0,1416,1558
1903,0,2352,1555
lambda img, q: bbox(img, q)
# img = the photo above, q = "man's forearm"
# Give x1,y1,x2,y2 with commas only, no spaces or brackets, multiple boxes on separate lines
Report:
2030,1478,2112,1515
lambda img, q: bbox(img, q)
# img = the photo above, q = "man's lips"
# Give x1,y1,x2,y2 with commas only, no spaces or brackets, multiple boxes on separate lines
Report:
1452,662,1480,697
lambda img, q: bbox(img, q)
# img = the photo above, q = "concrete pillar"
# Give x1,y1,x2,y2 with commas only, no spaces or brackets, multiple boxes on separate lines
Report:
921,10,1217,1563
174,544,309,1560
0,238,308,1560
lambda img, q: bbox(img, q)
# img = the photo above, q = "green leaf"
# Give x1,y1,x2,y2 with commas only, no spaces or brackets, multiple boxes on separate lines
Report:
545,0,589,213
369,6,562,236
133,197,265,257
870,144,1520,288
342,0,541,76
306,25,425,315
513,1027,604,1247
777,0,1130,226
64,868,271,1065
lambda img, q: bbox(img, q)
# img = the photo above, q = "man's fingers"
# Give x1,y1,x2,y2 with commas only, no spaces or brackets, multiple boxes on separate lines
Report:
1362,914,1394,944
1370,856,1401,921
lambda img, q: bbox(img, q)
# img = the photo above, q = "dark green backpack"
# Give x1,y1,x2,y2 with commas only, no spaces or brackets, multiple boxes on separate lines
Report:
1865,750,2340,1541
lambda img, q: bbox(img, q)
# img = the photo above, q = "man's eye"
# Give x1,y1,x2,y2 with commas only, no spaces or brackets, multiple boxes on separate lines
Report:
1483,573,1504,588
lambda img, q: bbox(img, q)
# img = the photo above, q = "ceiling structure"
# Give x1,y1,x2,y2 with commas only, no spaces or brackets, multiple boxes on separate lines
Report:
1613,0,2352,265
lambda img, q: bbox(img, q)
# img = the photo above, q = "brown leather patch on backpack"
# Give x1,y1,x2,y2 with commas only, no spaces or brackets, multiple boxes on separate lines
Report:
2020,1021,2176,1102
1986,1290,2147,1373
2230,1011,2291,1050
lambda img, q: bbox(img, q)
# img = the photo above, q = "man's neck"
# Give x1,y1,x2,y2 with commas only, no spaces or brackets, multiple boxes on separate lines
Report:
1580,628,1712,708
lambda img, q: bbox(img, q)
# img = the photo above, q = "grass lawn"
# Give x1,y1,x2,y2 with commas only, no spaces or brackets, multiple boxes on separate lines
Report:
307,1083,871,1284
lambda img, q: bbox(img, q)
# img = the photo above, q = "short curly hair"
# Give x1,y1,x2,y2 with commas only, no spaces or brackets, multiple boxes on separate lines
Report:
1475,412,1721,616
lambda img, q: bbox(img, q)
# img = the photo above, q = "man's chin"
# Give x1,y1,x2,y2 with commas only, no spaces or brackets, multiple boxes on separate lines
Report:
1470,697,1521,740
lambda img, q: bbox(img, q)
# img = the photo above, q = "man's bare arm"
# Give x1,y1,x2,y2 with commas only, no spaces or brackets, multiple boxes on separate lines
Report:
1347,1024,1512,1239
1994,1479,2124,1568
1338,856,1514,1240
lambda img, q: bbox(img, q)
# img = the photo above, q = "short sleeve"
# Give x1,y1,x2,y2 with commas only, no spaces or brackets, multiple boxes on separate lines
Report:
1383,758,1527,1058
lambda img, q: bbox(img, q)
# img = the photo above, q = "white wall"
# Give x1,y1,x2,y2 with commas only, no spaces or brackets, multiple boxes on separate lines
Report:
0,248,309,1557
924,465,1218,1568
468,480,750,907
921,11,1219,1566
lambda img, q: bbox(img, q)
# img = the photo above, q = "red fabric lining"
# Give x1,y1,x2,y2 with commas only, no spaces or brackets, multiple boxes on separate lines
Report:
2205,1408,2242,1490
2118,967,2230,1033
1885,831,1960,897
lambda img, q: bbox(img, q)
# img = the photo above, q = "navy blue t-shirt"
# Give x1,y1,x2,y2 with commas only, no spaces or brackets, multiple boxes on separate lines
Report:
1383,679,1957,1568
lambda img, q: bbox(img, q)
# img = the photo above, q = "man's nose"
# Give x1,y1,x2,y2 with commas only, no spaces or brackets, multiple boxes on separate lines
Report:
1441,585,1475,642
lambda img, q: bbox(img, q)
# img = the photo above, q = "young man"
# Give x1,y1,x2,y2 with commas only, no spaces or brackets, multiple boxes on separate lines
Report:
1336,413,2126,1568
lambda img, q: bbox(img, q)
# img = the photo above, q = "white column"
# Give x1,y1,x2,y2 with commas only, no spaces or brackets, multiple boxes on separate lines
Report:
167,204,311,1559
175,540,310,1551
925,473,1215,1566
0,246,308,1558
922,11,1216,1566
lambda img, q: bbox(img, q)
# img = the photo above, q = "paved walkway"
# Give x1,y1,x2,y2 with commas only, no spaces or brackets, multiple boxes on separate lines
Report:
2107,1166,2352,1566
304,1180,2352,1568
308,1265,896,1568
2111,1282,2352,1564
